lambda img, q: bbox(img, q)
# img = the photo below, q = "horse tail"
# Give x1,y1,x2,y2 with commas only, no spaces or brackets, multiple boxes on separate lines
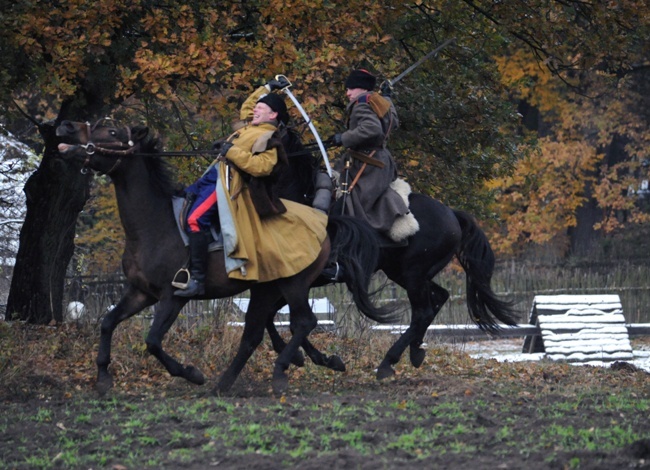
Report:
453,210,519,331
327,215,400,324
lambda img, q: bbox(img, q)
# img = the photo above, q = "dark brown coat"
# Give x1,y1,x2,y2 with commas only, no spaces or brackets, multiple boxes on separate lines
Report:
335,92,408,233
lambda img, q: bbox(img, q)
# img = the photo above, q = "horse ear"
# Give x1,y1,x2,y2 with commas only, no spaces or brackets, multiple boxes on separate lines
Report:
131,125,149,141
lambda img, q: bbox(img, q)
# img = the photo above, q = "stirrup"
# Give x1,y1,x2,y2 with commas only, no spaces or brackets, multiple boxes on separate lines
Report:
171,268,190,289
321,262,343,282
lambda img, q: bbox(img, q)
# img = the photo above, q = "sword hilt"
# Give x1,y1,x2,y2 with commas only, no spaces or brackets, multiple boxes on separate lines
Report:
275,74,292,90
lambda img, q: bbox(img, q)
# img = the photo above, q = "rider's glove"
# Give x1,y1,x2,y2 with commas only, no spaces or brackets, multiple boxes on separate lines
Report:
266,76,291,92
328,133,343,148
213,141,233,157
380,80,392,98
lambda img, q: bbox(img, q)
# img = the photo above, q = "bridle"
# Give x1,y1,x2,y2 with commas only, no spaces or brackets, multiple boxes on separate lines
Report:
78,119,137,175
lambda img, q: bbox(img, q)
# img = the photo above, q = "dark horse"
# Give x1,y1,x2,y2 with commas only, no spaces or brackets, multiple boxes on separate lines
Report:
272,135,519,379
56,120,397,396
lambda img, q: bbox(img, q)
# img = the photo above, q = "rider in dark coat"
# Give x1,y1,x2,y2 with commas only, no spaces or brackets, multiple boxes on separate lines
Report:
330,69,409,235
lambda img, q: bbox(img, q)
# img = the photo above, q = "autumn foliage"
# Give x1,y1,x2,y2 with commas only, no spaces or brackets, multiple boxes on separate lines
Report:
2,0,650,274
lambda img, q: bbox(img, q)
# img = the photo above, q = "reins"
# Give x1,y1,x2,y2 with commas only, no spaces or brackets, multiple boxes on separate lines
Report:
77,119,323,175
132,142,323,159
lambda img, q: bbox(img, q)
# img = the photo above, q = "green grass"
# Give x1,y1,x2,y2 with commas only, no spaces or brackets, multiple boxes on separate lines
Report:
3,386,647,468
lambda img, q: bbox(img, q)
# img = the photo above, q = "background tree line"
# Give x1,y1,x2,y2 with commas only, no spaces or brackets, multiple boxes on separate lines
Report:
0,0,648,323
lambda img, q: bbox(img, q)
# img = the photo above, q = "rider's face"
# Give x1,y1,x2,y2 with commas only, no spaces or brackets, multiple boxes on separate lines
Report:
251,102,278,125
346,88,367,102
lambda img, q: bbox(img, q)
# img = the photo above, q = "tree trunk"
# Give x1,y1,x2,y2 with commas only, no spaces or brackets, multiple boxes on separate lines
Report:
568,135,628,258
568,196,601,257
6,122,91,324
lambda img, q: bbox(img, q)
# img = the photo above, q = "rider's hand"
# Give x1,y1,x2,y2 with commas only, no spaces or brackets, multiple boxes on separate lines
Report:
266,76,290,91
219,142,233,156
327,133,343,148
213,141,233,156
380,80,392,98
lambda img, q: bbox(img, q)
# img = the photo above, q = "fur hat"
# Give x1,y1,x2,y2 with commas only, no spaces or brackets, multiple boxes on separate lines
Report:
257,93,289,124
344,69,376,90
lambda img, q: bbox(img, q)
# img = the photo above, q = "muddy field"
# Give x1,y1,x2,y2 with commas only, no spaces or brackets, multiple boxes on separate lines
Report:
1,324,650,469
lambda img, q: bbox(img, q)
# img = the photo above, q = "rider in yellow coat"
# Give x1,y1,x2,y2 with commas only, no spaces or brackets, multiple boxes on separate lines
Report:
217,83,328,282
175,80,327,296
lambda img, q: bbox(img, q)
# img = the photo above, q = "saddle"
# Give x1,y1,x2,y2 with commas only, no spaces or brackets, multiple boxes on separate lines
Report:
172,196,223,252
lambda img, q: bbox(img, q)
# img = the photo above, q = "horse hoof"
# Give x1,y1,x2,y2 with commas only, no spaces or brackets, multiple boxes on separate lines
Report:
185,365,205,385
376,365,395,381
326,355,346,372
291,350,305,368
96,376,113,396
272,375,289,397
410,348,426,368
213,379,230,395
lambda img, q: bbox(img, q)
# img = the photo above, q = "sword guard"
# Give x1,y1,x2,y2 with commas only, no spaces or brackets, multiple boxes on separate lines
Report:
275,74,292,89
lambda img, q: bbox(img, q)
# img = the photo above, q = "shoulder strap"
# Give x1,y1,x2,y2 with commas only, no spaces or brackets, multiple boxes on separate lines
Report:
352,93,395,142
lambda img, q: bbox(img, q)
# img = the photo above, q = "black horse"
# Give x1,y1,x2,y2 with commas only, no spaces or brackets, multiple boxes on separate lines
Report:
56,120,397,396
273,134,519,379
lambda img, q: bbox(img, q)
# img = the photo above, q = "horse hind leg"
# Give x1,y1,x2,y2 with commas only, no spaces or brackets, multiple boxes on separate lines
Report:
409,282,449,368
145,296,205,386
215,287,279,394
266,304,305,367
300,337,346,371
271,287,319,396
96,286,157,395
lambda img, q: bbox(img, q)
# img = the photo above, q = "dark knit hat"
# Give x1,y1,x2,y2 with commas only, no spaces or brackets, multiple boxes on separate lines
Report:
257,93,289,124
344,69,376,90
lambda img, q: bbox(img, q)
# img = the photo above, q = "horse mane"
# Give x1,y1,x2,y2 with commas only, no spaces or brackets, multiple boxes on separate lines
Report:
136,131,184,198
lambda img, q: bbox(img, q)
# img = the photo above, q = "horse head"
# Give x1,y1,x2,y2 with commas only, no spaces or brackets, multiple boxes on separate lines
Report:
56,119,150,174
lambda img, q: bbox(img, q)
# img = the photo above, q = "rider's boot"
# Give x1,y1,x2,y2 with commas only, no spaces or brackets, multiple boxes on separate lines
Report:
174,231,209,297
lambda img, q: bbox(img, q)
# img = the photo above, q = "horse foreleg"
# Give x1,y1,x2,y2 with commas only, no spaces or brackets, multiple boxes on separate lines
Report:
377,284,437,380
145,296,204,385
96,286,157,395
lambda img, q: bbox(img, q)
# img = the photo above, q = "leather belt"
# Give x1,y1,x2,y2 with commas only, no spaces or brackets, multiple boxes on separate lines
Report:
348,149,384,169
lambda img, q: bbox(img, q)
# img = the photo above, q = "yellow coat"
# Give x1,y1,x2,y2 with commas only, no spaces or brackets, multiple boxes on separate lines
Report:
219,86,328,281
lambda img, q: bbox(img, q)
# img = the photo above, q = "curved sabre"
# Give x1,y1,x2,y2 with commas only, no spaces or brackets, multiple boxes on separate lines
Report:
276,75,332,177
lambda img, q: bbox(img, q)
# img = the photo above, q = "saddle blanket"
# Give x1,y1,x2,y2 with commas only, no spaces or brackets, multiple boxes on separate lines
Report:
172,196,223,252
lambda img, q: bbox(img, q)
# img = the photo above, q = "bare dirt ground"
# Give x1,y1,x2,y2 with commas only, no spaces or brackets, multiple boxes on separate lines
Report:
1,323,650,469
